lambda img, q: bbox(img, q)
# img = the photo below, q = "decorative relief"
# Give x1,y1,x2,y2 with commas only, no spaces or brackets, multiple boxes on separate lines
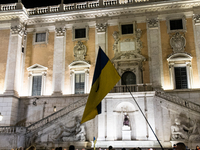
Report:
55,27,65,36
96,23,107,32
11,23,25,36
147,18,158,28
112,31,120,53
193,14,200,24
171,118,200,141
50,117,86,142
170,32,186,53
136,29,143,52
73,41,87,61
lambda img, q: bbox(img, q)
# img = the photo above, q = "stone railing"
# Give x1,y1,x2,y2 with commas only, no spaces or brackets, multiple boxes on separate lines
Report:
0,3,17,11
155,89,200,113
0,0,156,15
0,126,17,133
26,96,88,133
110,84,153,93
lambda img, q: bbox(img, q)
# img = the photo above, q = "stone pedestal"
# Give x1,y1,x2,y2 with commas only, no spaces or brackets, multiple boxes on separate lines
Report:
122,126,131,140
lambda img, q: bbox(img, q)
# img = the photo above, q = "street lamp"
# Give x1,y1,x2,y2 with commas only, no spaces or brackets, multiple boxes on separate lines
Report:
0,113,3,121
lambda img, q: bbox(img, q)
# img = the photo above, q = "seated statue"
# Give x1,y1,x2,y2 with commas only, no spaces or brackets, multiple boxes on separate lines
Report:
171,118,190,140
123,112,129,126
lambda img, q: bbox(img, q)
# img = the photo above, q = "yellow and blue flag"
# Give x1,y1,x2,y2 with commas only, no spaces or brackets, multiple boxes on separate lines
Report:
81,47,121,124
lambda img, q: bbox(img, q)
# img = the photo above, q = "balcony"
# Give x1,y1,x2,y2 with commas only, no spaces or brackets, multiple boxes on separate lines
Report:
110,84,153,93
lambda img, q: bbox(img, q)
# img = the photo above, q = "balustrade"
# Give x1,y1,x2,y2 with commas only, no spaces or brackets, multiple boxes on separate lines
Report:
0,3,16,11
0,0,157,14
50,5,59,13
110,84,153,93
0,126,16,133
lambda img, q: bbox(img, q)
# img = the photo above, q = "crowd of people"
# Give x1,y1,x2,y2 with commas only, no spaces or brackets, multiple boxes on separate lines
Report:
53,143,199,150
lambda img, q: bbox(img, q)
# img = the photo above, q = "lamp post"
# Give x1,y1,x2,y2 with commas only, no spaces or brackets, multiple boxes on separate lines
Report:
0,113,3,121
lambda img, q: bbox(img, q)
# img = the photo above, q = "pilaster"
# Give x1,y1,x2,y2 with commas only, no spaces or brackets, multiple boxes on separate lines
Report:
147,18,163,89
4,21,24,96
96,22,107,56
52,25,66,96
193,14,200,87
98,99,106,141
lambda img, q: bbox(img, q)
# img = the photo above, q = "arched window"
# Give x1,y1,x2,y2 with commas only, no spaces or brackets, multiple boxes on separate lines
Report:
121,71,136,85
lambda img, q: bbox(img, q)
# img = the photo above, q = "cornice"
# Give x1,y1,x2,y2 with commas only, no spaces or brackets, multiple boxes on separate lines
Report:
0,1,200,25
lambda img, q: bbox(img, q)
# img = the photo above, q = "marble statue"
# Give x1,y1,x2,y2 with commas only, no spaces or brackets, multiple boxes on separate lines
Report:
54,117,86,142
171,118,190,140
123,112,130,126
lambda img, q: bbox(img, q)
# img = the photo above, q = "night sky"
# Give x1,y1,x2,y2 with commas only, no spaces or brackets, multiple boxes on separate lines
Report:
1,0,94,8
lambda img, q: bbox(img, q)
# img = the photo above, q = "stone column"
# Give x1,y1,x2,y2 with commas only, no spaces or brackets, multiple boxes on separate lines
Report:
193,14,200,86
96,23,107,55
147,18,163,89
52,26,66,95
4,21,23,96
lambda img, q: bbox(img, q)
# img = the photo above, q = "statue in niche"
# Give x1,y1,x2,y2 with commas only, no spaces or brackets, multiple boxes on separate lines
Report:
171,118,190,140
73,41,87,60
123,112,130,126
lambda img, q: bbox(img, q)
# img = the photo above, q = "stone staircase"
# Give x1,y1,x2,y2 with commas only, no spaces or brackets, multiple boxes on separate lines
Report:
25,96,88,134
155,89,200,113
1,89,200,135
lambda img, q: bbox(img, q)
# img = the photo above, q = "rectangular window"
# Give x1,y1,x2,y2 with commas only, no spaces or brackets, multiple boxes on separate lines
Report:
121,24,133,35
35,33,46,42
174,67,188,89
75,28,86,39
75,73,85,94
170,19,183,30
32,76,42,96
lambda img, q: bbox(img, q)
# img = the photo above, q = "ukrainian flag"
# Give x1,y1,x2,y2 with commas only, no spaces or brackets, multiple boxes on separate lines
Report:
81,47,121,124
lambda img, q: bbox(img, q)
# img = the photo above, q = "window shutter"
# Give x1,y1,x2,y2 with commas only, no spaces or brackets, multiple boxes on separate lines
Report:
75,73,85,94
174,67,188,89
32,76,42,96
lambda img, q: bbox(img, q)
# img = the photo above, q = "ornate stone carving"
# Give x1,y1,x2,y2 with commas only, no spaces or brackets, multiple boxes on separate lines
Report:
49,117,86,142
171,118,200,141
11,24,25,36
147,18,158,28
170,32,186,53
55,27,65,36
193,14,200,24
171,118,190,140
136,29,143,52
112,31,120,53
73,41,87,60
96,23,107,32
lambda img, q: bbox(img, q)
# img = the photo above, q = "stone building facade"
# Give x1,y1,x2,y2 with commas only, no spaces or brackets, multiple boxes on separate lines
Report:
0,0,200,149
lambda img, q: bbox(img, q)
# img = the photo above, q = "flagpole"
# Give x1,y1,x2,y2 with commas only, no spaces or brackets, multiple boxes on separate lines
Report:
123,81,164,150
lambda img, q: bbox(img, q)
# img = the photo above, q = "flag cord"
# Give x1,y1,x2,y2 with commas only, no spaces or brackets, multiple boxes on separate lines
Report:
122,81,164,150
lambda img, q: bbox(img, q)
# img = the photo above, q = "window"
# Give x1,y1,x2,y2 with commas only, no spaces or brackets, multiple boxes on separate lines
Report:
167,16,186,33
72,25,89,41
121,24,133,35
174,67,188,89
33,30,49,45
32,76,42,96
75,28,86,39
122,71,136,85
27,64,48,96
69,61,91,94
75,73,85,94
167,53,193,90
170,19,183,30
35,33,46,42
